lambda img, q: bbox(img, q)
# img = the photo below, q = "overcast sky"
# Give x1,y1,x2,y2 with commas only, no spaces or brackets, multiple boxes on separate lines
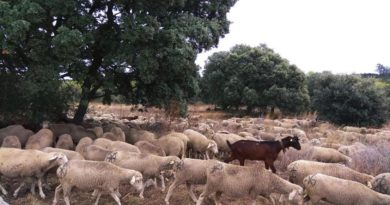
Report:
196,0,390,74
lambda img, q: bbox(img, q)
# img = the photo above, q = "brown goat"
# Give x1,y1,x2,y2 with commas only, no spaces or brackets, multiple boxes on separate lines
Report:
224,136,301,173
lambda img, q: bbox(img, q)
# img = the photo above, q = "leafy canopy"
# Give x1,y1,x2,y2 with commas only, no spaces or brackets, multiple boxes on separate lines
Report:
0,0,237,124
201,44,309,114
307,72,387,127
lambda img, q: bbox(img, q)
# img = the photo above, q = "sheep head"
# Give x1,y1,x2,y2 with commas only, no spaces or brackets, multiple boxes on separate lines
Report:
288,188,304,205
159,156,180,171
129,172,144,192
207,140,218,154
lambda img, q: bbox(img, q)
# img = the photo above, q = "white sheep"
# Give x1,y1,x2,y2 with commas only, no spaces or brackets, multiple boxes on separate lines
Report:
81,144,113,161
41,147,84,160
93,138,141,153
125,127,157,144
287,160,374,187
165,158,219,205
303,173,390,205
310,146,352,164
0,124,34,147
25,128,54,150
369,173,390,195
43,122,99,143
183,129,218,159
196,162,304,205
75,137,93,153
144,137,185,158
337,142,367,157
0,148,67,198
106,152,181,198
162,132,189,156
53,160,143,205
135,140,166,156
211,131,242,153
55,134,74,150
101,126,126,141
1,135,21,148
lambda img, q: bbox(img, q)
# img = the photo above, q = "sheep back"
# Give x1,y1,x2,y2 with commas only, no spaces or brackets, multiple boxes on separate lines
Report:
1,135,21,149
288,160,373,187
25,128,54,150
0,125,34,147
55,134,74,150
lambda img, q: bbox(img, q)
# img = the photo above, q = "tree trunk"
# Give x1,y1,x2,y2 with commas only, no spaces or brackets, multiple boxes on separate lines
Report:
72,52,102,124
73,85,92,125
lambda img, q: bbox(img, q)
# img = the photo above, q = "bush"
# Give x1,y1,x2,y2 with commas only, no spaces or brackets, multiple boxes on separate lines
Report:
0,68,72,127
307,72,387,127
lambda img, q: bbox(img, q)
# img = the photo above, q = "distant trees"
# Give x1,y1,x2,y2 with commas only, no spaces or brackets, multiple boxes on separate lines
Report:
377,64,390,76
201,44,310,114
307,72,387,127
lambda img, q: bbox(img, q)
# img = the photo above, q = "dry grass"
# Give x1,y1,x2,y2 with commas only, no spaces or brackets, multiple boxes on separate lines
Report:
349,140,390,176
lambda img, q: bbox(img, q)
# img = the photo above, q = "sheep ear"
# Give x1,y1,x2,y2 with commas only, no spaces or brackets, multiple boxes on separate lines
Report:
367,181,372,188
207,143,213,149
288,190,297,200
130,176,136,184
49,155,58,161
169,160,175,165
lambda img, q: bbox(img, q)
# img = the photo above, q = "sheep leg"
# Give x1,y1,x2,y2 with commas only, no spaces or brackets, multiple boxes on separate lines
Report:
0,184,7,195
205,152,210,160
214,191,222,205
37,178,46,199
53,184,62,205
30,180,35,195
62,185,72,205
139,182,146,199
109,190,121,205
165,180,179,205
115,188,121,197
186,183,197,202
91,189,98,197
64,196,71,205
93,191,102,205
13,181,25,197
160,174,166,192
196,186,213,205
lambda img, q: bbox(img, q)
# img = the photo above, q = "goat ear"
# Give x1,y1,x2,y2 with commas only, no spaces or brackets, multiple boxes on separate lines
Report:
288,189,297,200
130,176,136,184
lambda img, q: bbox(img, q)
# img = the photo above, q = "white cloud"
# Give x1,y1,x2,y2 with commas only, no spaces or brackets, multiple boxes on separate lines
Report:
196,0,390,74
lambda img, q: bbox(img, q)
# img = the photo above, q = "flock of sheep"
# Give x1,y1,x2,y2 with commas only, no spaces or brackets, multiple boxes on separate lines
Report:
0,115,389,205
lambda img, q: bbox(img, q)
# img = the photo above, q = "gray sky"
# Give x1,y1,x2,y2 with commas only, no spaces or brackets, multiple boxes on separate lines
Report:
196,0,390,74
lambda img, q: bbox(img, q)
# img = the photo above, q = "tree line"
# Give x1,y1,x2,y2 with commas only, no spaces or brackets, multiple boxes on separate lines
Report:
1,0,388,127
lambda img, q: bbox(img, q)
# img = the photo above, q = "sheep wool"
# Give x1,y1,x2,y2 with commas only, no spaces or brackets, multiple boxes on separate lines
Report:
304,173,390,205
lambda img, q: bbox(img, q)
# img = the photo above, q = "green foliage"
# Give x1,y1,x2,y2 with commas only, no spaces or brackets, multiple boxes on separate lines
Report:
0,66,70,126
201,44,309,114
0,0,237,123
307,72,388,127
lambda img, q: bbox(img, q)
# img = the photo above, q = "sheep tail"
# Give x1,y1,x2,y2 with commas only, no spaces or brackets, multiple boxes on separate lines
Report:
226,140,232,150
